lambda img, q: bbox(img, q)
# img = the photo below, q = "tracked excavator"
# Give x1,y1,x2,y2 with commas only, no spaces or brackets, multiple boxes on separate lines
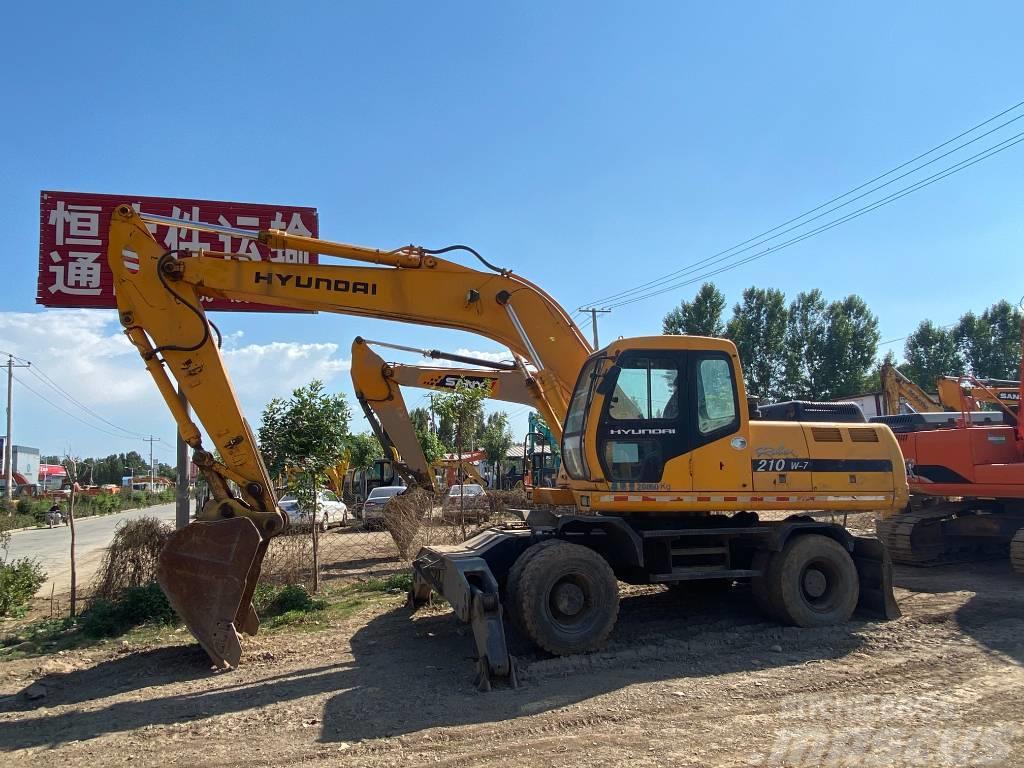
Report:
108,205,905,686
874,325,1024,573
880,361,1019,419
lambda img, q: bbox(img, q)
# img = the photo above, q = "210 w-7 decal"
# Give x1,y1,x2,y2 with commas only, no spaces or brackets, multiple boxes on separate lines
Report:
752,458,893,472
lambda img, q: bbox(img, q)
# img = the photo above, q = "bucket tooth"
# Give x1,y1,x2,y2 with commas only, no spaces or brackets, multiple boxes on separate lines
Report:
157,517,265,668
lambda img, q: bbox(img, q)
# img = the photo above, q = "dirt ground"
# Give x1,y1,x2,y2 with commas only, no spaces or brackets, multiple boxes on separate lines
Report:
1,520,1022,767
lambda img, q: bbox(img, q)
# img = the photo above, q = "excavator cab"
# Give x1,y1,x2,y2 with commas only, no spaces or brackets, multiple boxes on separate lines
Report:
563,336,755,504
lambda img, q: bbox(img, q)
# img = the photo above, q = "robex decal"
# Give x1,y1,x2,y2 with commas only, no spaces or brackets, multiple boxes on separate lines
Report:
254,272,377,295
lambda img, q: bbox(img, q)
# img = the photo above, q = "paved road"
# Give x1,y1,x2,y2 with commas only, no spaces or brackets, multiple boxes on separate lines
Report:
4,502,178,596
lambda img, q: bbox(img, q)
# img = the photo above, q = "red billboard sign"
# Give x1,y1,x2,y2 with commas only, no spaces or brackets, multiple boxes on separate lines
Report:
38,191,319,311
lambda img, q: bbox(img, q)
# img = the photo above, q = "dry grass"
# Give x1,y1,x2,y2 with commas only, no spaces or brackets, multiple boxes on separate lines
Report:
383,487,433,559
91,517,173,601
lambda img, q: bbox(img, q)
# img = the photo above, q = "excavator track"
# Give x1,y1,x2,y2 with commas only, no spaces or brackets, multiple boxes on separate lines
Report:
875,507,951,565
877,502,1024,567
1011,528,1024,575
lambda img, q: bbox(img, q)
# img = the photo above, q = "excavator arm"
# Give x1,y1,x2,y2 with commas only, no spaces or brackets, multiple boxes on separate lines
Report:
107,205,589,667
350,337,542,491
880,361,940,415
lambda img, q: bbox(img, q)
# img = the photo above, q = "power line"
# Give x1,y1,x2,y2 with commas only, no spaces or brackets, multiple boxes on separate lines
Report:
25,364,147,439
601,128,1024,310
582,99,1024,308
13,374,144,441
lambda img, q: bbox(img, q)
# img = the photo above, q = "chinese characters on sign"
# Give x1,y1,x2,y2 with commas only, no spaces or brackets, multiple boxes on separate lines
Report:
38,191,319,311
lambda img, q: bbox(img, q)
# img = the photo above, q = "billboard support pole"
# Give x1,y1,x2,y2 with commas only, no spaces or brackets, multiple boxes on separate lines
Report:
175,385,191,530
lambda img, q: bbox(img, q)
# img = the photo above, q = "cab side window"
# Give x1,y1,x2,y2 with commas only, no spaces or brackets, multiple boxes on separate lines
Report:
696,356,738,436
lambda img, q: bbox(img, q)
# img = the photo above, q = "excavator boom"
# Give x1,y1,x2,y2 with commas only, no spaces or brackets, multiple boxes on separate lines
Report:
107,205,589,667
350,337,546,491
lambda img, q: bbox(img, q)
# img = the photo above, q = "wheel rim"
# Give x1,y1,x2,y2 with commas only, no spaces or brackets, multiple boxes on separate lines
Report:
545,573,594,631
799,558,843,612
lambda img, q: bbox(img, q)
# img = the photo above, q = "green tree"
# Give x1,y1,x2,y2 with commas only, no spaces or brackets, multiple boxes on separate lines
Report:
347,432,383,473
784,291,879,399
409,408,445,464
480,412,514,482
902,321,963,388
820,296,880,398
257,380,352,592
433,382,488,475
662,282,727,336
257,397,289,481
783,289,828,399
955,300,1022,380
726,287,789,400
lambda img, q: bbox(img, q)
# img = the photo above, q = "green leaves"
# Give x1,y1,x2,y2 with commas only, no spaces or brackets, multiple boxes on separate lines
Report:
662,282,727,336
258,379,352,490
432,382,488,455
481,411,514,469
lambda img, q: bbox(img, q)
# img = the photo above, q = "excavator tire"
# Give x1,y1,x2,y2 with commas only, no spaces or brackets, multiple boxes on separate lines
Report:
1011,528,1024,575
750,549,781,620
503,539,560,631
767,534,859,628
515,540,619,656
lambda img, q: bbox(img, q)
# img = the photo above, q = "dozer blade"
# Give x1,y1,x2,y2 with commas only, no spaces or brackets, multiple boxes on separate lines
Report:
157,517,267,669
851,535,901,620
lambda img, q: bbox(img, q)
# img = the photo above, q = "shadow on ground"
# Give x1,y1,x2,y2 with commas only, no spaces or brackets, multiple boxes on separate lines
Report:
0,585,873,751
893,560,1024,664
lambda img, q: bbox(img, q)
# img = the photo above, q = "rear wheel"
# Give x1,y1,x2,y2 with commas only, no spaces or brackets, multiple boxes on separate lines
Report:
768,534,858,627
515,540,619,655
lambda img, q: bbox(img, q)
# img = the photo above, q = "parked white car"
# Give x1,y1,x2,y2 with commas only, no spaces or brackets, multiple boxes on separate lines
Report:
279,489,348,532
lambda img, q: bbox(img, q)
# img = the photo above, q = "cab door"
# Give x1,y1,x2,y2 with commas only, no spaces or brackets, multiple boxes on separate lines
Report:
595,351,691,491
688,352,753,494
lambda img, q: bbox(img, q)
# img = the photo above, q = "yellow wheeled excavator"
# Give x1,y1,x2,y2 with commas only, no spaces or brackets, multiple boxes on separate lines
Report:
107,205,906,686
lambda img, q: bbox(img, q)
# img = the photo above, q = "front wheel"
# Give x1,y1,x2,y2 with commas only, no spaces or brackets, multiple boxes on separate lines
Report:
768,534,859,627
515,540,619,655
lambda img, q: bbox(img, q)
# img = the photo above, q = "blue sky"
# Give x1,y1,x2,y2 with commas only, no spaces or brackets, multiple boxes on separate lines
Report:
1,2,1022,459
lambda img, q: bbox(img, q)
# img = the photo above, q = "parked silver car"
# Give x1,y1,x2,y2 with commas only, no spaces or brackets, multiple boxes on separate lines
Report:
360,485,406,529
279,489,348,532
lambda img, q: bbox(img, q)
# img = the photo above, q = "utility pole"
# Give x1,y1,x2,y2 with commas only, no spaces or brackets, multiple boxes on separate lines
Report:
142,435,161,492
577,307,611,350
5,355,30,503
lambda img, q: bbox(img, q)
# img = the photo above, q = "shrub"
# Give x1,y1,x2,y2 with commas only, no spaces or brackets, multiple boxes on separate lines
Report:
251,581,323,618
80,583,176,637
0,557,46,617
92,517,173,601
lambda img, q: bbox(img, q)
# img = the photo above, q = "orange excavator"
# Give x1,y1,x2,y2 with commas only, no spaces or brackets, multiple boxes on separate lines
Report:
874,321,1024,573
108,205,906,686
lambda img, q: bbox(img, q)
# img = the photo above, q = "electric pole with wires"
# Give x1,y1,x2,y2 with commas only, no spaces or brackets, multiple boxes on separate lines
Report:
142,435,161,491
5,354,30,502
577,307,611,349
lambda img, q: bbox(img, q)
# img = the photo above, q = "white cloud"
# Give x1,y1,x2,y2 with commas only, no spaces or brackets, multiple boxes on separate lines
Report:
0,310,352,457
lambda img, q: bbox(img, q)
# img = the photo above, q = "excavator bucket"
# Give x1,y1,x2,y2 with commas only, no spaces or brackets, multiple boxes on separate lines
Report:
157,517,267,668
851,536,902,620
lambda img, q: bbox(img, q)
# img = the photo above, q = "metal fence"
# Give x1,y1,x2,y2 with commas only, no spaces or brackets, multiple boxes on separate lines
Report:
259,488,528,588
